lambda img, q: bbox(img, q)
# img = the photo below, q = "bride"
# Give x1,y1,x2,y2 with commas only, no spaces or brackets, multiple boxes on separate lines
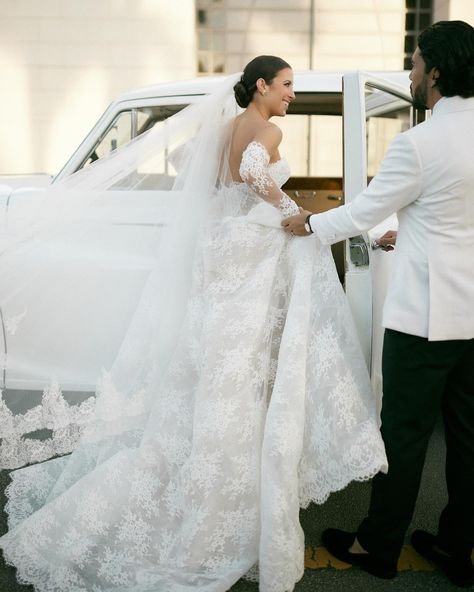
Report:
0,55,387,592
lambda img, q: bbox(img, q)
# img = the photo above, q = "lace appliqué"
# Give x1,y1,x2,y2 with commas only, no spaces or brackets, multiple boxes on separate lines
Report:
279,194,299,217
239,141,298,216
0,171,387,592
0,372,148,469
239,141,273,196
0,382,95,469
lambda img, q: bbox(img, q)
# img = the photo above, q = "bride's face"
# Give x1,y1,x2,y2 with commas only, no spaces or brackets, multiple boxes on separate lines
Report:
265,68,295,117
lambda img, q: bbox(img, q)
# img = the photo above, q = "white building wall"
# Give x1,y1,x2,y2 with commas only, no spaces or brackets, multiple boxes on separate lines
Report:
0,0,196,175
224,0,406,73
1,0,473,175
311,0,405,70
434,0,474,23
225,0,312,72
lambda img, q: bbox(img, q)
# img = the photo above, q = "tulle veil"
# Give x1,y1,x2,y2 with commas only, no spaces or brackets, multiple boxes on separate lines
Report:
0,73,242,470
0,71,390,592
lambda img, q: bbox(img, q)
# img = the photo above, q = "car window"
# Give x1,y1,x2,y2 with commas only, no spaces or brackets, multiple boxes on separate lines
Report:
280,92,343,177
82,111,133,167
79,94,346,194
79,104,188,173
364,87,411,179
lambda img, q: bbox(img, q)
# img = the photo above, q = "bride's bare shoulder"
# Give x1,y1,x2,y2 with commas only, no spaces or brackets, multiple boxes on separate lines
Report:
229,118,282,172
252,122,282,145
234,115,281,141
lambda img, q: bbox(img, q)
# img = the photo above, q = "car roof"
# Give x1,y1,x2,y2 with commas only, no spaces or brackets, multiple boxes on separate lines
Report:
115,70,411,103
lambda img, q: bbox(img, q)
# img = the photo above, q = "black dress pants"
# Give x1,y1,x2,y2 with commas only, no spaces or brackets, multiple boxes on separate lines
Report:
357,329,474,565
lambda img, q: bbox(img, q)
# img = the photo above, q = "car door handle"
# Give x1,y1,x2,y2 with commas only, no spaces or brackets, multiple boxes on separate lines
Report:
349,235,369,267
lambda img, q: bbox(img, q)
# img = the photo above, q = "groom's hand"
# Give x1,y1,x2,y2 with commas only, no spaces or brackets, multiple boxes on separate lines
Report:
373,230,397,251
282,207,313,236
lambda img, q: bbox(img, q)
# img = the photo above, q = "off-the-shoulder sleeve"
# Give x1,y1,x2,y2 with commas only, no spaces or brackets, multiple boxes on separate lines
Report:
239,141,298,216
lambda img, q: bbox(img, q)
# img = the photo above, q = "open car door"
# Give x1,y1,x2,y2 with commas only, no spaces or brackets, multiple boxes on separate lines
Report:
342,72,416,406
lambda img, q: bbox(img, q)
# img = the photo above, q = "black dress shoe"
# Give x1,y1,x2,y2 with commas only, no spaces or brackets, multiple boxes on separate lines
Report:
321,528,397,579
411,529,474,588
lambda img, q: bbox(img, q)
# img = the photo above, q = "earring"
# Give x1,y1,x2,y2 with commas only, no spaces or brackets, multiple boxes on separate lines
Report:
261,90,267,96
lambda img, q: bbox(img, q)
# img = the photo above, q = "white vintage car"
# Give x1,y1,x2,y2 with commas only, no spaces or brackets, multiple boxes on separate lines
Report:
0,71,420,432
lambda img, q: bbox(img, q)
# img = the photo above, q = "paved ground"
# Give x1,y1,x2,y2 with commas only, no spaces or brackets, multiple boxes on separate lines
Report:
0,417,469,591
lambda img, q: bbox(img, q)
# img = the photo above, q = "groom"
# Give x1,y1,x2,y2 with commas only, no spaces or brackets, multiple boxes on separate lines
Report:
283,20,474,588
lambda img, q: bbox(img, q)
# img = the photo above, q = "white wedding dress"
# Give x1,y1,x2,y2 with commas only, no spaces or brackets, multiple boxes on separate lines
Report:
0,139,387,592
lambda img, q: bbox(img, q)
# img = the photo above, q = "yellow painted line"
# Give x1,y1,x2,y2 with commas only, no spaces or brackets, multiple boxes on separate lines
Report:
306,546,474,571
305,546,474,571
305,545,436,571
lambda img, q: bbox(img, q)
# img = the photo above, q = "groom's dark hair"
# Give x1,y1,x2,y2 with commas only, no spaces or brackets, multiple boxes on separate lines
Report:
234,55,291,108
418,20,474,98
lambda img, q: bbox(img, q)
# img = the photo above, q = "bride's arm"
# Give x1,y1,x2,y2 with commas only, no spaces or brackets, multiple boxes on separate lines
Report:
239,126,298,216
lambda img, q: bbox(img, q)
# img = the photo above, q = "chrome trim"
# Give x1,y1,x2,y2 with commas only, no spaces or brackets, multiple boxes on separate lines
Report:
0,307,7,390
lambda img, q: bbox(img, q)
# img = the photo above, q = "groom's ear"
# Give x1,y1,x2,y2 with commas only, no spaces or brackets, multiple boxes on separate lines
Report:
430,67,440,88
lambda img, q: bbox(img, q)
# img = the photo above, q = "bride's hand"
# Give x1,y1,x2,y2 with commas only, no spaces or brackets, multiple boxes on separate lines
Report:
281,207,313,236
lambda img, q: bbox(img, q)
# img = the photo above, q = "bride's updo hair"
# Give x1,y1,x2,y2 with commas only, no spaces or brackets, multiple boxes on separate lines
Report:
233,55,291,108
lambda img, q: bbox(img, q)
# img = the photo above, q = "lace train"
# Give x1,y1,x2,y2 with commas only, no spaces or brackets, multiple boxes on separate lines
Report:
0,163,387,592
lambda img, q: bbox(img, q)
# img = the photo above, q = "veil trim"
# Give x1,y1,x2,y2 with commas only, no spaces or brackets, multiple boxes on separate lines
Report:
0,74,241,469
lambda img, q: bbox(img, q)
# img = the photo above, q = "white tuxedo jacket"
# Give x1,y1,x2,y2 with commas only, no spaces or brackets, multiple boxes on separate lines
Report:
311,96,474,341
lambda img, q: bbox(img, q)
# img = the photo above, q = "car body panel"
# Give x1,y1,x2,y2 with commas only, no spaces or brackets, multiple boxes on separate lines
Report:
0,70,414,398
